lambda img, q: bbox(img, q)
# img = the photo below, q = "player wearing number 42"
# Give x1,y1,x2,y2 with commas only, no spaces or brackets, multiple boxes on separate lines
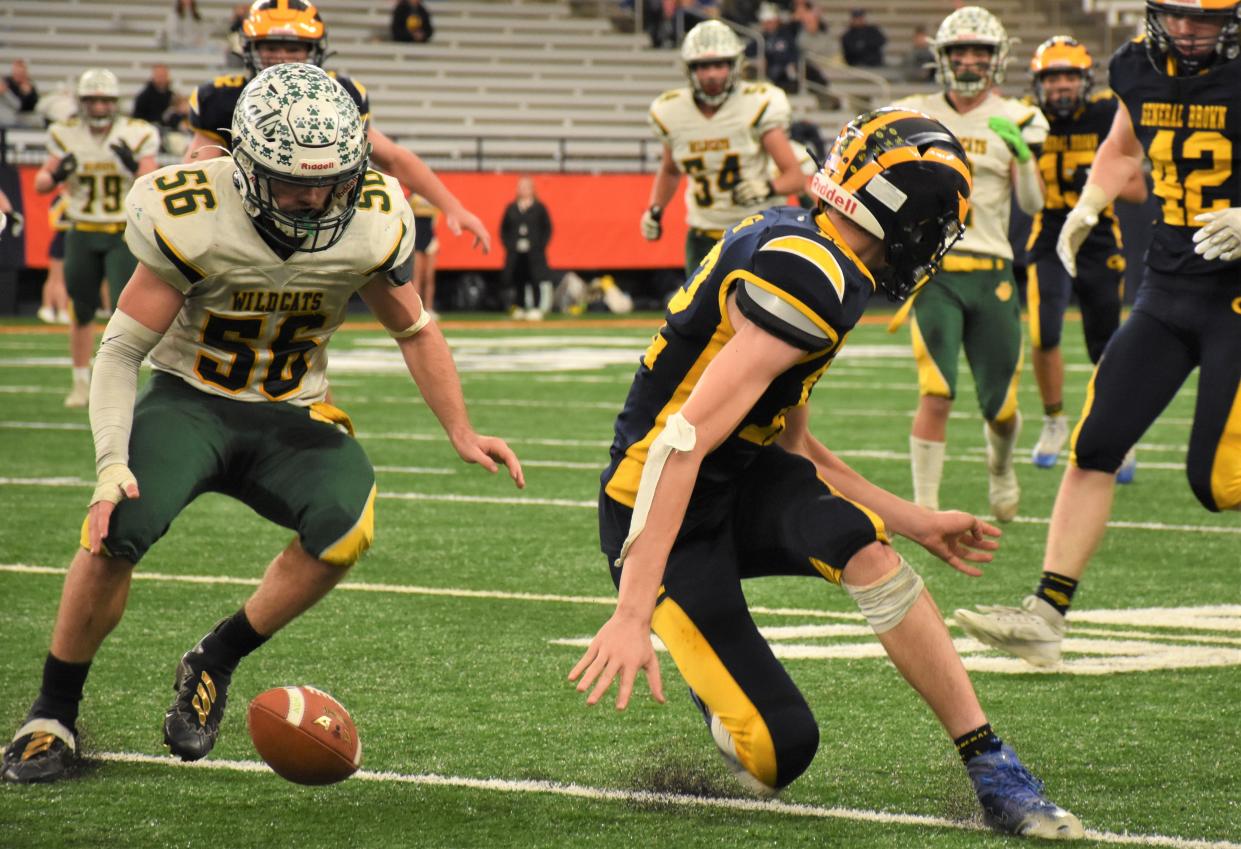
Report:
1,63,525,785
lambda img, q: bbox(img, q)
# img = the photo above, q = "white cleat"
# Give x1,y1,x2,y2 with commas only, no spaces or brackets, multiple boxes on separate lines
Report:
1031,414,1069,469
954,595,1066,668
985,415,1021,522
63,379,90,409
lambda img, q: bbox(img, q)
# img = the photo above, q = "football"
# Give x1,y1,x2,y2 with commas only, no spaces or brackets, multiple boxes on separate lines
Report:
247,686,362,785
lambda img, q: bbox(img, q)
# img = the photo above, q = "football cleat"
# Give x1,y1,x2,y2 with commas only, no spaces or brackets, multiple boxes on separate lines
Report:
2,717,78,784
1116,447,1137,485
985,415,1021,522
687,688,777,797
1031,414,1069,469
64,378,89,409
163,644,232,761
968,744,1084,839
954,595,1066,667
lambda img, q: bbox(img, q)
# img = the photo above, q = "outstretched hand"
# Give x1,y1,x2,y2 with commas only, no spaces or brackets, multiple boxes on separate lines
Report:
444,208,491,253
451,431,525,489
568,612,666,710
909,510,1001,577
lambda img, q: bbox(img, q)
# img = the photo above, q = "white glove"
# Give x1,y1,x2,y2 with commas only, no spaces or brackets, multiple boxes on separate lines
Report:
90,463,138,507
1192,208,1241,262
731,178,774,207
1056,183,1108,276
0,211,6,238
640,205,662,241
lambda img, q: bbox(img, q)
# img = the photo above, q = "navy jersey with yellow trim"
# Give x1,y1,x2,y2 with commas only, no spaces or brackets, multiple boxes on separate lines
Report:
602,207,876,508
189,70,371,147
1027,92,1122,262
1110,39,1241,275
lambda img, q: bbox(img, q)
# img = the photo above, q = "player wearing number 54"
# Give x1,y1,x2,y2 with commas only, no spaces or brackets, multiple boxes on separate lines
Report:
2,63,525,785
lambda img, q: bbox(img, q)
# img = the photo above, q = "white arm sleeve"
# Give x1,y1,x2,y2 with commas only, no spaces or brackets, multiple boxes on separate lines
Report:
90,310,164,474
1014,157,1044,217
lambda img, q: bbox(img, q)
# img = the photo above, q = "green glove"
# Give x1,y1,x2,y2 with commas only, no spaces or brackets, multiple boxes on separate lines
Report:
987,116,1032,163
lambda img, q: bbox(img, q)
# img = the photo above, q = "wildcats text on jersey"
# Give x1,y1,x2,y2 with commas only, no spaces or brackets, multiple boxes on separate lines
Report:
230,290,325,312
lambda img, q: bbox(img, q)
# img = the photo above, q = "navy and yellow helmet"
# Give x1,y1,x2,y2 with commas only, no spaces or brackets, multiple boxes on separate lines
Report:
1145,0,1241,75
810,108,972,302
241,0,328,75
1030,36,1094,118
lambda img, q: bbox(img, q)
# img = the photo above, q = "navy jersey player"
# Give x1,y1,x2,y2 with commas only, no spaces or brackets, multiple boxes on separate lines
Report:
957,0,1241,668
569,108,1083,839
186,0,489,251
1024,36,1148,472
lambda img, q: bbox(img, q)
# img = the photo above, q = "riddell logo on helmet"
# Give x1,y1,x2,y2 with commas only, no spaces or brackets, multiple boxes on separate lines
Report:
299,160,339,171
811,173,858,215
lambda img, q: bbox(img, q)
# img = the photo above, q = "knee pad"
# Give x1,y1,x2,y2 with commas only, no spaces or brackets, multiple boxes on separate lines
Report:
843,553,925,634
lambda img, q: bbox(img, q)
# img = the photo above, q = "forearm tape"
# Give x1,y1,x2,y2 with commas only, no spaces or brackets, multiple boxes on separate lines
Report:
90,310,163,474
1014,157,1044,217
614,412,696,568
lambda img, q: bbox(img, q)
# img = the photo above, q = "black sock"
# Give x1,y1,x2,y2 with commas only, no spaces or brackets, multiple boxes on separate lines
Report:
955,723,1003,765
1044,402,1064,416
197,608,269,672
1034,571,1078,616
30,653,91,728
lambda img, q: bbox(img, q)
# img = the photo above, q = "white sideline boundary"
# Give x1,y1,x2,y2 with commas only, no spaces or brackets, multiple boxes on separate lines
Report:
88,752,1241,849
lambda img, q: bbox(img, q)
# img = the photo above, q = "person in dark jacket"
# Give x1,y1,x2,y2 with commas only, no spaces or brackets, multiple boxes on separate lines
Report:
841,9,886,67
391,0,434,43
132,64,174,126
500,176,554,320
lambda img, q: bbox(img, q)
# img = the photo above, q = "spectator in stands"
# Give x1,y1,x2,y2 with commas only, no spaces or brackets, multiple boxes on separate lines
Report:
841,8,886,67
226,3,250,66
391,0,434,44
792,0,832,87
0,59,40,128
132,65,174,127
720,0,760,26
757,4,800,93
906,24,936,82
500,176,554,321
162,0,212,52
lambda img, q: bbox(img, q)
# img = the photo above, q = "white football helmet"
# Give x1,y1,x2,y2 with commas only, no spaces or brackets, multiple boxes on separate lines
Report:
76,68,120,128
230,63,370,253
680,20,745,106
933,6,1011,96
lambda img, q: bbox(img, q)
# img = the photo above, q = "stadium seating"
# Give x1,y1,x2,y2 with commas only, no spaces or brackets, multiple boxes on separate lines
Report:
0,0,1130,172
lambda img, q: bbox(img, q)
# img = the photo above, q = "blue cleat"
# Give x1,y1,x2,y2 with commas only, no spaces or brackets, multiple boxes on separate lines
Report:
1031,414,1069,469
1116,447,1137,485
968,745,1084,839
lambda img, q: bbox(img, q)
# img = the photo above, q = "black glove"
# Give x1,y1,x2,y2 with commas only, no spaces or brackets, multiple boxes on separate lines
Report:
7,210,23,237
110,140,139,175
50,153,77,184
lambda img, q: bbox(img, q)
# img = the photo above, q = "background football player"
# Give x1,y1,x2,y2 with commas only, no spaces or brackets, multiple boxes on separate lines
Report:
34,68,159,408
955,0,1241,668
572,107,1082,840
185,0,490,251
640,20,805,280
893,6,1049,522
1,64,524,785
1023,37,1147,475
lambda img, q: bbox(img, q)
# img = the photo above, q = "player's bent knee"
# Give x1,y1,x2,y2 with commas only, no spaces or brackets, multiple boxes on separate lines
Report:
769,704,819,789
1189,465,1241,513
843,553,925,634
311,485,377,568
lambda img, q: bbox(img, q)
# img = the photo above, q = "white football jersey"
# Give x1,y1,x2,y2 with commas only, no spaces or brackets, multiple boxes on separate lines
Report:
125,158,416,406
649,82,792,231
896,92,1049,260
46,117,160,226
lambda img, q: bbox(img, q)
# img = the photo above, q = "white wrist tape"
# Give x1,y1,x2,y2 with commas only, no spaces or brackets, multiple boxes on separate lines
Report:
91,309,163,473
389,308,432,339
843,553,925,634
1013,157,1044,216
615,411,697,568
1076,182,1109,217
91,462,137,507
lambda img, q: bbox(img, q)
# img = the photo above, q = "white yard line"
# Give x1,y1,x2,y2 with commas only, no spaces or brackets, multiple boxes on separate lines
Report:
85,752,1241,849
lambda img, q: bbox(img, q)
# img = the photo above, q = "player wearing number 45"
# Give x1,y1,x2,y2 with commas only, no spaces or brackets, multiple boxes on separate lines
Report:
892,6,1049,524
640,20,807,281
1,64,525,785
955,0,1241,669
35,69,160,409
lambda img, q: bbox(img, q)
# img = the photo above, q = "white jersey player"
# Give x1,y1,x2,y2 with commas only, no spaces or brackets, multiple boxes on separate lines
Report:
639,20,805,279
35,68,160,408
894,6,1048,524
0,64,524,786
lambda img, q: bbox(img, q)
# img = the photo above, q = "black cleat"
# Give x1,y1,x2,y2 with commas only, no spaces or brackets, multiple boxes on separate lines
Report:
2,718,78,784
163,646,231,761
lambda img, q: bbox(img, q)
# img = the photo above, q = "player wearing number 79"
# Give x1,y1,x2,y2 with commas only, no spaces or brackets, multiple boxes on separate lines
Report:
955,0,1241,668
1,63,525,784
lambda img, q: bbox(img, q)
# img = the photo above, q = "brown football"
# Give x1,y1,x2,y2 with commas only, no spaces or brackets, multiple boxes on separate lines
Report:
247,686,362,785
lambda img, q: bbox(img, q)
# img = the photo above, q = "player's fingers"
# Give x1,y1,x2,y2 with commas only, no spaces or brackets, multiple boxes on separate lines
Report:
568,644,598,682
645,655,666,703
123,482,140,500
586,663,618,706
614,666,637,711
